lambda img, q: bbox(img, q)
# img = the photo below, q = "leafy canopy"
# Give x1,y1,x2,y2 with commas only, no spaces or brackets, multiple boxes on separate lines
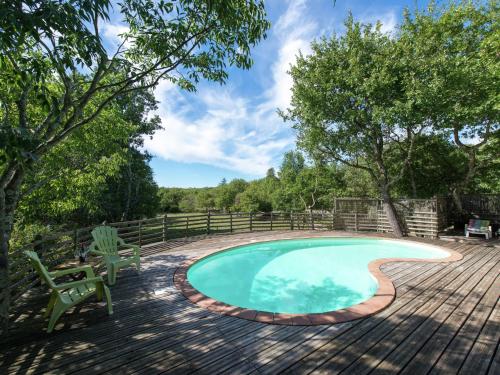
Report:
283,15,420,194
0,0,271,168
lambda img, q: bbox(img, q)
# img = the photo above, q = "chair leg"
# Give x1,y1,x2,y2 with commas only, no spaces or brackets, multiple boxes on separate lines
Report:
96,283,103,301
103,284,113,315
47,301,66,333
44,292,57,318
107,265,115,286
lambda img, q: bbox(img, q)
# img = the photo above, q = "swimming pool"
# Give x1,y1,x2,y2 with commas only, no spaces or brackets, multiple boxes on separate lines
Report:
185,238,451,315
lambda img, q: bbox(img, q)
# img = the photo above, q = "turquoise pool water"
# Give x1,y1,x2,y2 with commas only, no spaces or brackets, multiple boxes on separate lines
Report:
187,238,449,314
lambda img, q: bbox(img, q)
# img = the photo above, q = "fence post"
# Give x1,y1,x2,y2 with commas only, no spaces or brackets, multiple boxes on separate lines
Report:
331,210,335,230
162,214,167,242
249,212,253,232
290,212,294,230
73,228,79,255
185,216,189,238
139,220,142,246
311,211,315,230
355,212,358,232
270,212,273,231
207,211,211,235
230,212,233,233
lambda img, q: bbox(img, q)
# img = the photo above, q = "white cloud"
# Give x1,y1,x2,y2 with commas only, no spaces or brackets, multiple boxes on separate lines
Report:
359,10,398,34
143,83,295,175
101,23,132,50
260,0,317,112
144,0,315,176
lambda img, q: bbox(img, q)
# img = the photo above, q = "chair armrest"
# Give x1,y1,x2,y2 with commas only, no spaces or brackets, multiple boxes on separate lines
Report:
88,242,106,256
119,240,141,256
54,277,104,290
50,265,96,279
89,250,107,256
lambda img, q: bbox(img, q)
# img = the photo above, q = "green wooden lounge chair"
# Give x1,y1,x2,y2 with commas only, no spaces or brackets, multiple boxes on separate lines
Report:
465,219,493,239
24,250,113,333
89,226,141,285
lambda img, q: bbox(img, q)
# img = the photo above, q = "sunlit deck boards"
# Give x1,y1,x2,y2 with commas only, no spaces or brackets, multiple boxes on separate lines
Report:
1,231,499,374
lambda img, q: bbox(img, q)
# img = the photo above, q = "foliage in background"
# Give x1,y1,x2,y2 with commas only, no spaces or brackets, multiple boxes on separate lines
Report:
0,0,271,332
397,0,499,210
157,137,498,214
17,89,160,227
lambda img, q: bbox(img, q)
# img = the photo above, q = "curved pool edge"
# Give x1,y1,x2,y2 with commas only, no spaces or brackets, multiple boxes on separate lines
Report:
173,236,464,326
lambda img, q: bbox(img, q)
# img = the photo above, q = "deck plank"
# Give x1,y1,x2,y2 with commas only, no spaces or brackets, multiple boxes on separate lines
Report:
397,263,499,374
430,281,500,374
459,299,500,375
237,258,449,374
333,247,499,375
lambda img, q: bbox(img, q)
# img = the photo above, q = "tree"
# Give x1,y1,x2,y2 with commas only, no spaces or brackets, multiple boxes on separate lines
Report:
398,1,499,210
196,190,214,212
339,165,378,198
100,150,160,222
273,151,305,211
266,168,277,179
214,178,248,212
178,193,197,213
17,89,161,225
235,181,272,212
158,188,187,213
284,16,422,236
0,0,270,333
386,135,468,199
472,132,500,193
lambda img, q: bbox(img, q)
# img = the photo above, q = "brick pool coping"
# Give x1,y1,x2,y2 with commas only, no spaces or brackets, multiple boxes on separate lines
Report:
173,235,463,326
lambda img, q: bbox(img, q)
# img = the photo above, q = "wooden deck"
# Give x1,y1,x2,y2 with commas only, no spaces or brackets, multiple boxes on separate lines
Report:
1,231,498,374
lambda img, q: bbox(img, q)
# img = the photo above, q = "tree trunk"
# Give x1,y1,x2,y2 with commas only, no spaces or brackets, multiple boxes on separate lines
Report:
0,167,25,336
121,162,132,221
451,188,463,215
451,149,477,217
0,188,10,337
408,162,418,198
380,186,404,237
309,207,314,230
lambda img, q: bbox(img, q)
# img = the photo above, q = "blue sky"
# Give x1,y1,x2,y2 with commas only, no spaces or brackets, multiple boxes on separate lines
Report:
104,0,429,188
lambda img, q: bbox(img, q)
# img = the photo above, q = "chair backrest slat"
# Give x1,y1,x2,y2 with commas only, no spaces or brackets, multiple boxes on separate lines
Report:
24,250,56,288
91,226,119,255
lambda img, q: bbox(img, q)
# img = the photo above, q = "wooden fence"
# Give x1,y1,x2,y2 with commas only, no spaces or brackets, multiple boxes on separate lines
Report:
9,199,448,301
9,194,499,303
332,197,441,237
7,212,321,300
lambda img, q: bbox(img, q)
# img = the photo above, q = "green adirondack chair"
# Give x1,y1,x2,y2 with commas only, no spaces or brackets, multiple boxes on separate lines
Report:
89,226,141,285
24,250,113,333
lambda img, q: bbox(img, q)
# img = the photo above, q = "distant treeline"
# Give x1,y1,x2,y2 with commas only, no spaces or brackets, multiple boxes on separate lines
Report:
158,136,499,214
